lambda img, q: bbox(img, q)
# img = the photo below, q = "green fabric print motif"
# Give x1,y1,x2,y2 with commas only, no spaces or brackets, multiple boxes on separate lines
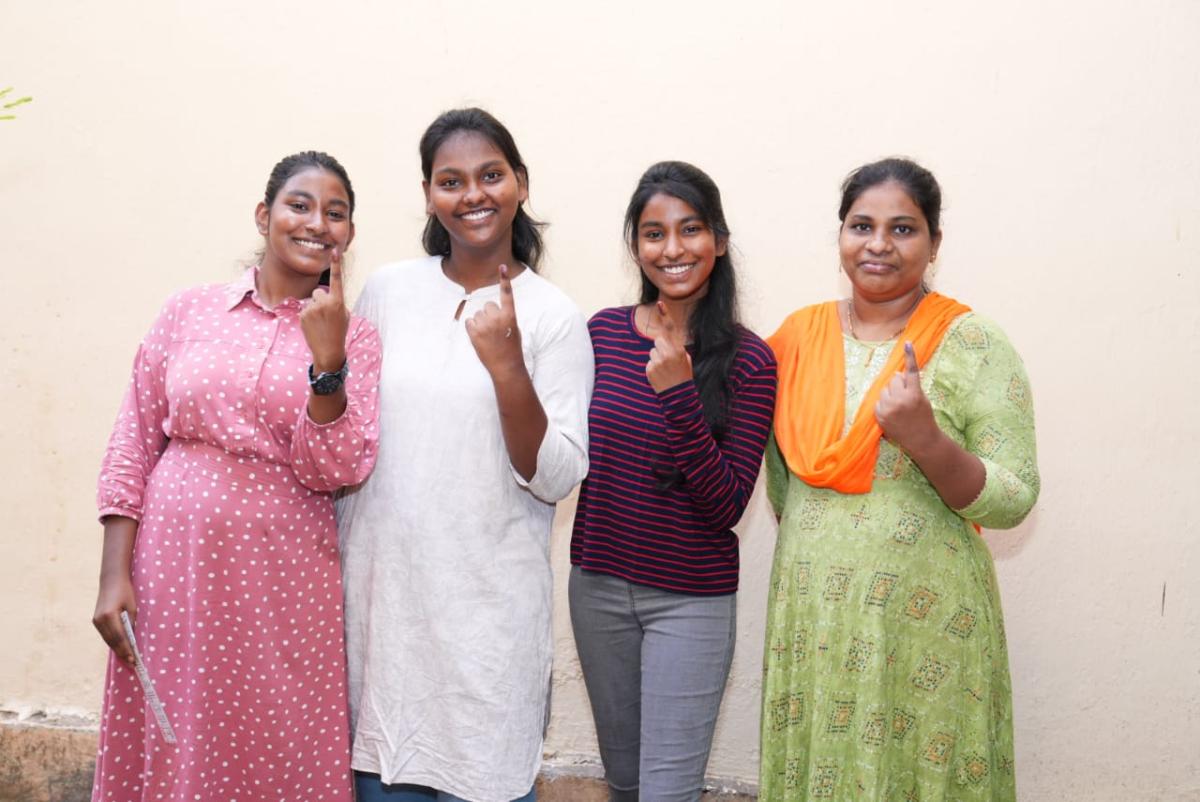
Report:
761,313,1039,801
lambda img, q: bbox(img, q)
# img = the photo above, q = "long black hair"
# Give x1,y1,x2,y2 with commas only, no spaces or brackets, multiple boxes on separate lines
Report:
625,161,741,486
418,108,546,271
262,150,355,286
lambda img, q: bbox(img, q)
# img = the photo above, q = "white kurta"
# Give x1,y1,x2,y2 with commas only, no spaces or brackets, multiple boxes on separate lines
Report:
336,256,594,802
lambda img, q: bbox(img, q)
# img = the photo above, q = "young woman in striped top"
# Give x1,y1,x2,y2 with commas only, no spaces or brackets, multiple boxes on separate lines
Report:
569,161,778,800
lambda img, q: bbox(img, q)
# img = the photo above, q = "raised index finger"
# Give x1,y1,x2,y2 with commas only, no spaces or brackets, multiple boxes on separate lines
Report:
498,263,515,313
656,301,683,345
904,342,920,372
327,247,344,301
902,342,920,387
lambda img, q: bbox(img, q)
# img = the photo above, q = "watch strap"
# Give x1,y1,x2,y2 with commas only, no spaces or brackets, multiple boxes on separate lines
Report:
308,361,348,395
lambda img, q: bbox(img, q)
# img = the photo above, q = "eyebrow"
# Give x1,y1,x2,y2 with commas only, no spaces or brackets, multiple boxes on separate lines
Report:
639,215,704,230
850,213,918,222
434,160,507,176
284,190,348,208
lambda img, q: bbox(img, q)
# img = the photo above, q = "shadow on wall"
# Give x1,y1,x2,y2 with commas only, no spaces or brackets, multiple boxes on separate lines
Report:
985,507,1040,562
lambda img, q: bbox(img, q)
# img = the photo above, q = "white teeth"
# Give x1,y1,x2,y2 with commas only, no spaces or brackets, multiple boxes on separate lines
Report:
462,209,494,221
662,264,694,275
295,239,327,251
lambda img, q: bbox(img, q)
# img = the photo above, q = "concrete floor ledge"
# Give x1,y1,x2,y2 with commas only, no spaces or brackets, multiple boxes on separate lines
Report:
537,757,756,800
0,712,97,802
0,717,756,802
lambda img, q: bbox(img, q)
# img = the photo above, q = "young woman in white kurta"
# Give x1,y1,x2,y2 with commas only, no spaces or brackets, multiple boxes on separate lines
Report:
337,109,593,802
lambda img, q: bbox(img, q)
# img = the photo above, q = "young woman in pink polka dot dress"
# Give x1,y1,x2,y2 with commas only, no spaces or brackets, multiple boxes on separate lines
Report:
90,152,382,802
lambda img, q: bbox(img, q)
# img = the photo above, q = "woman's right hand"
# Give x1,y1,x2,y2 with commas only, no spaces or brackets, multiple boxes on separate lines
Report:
646,302,693,393
300,246,350,375
93,516,140,667
465,264,526,379
93,573,136,667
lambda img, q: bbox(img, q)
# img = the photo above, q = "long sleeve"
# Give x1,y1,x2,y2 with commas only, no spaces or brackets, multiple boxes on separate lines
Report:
572,308,776,594
945,317,1040,529
96,295,178,521
513,309,595,503
656,343,778,532
290,318,383,493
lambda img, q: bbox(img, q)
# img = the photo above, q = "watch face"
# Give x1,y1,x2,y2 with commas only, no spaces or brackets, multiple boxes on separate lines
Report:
311,373,342,395
309,364,347,395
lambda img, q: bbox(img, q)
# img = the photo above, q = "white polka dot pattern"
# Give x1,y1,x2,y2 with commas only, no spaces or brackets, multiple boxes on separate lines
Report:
93,268,381,802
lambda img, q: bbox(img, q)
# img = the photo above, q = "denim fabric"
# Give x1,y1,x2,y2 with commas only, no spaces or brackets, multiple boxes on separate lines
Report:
353,772,535,802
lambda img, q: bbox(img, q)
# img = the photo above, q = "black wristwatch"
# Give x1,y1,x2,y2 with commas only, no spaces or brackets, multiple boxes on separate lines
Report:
308,361,349,395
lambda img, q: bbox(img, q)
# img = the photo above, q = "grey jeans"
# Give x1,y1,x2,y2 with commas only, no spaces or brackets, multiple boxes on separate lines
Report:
568,566,737,802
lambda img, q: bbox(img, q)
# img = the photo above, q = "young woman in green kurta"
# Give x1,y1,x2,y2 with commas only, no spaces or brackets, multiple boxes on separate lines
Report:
760,159,1039,801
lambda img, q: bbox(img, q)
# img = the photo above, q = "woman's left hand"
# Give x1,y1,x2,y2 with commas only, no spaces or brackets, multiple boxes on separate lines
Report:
300,247,350,372
875,342,940,454
466,264,525,379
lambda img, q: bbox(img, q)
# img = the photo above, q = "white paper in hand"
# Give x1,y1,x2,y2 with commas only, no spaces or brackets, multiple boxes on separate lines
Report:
120,611,177,745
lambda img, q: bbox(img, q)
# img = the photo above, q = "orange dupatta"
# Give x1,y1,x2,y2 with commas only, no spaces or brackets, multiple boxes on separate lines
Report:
767,292,971,494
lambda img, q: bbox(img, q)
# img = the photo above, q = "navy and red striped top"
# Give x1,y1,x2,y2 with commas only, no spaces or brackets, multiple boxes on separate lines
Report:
570,306,778,595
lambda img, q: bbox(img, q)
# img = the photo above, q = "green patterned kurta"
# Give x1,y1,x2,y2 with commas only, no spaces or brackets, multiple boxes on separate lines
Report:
760,313,1039,802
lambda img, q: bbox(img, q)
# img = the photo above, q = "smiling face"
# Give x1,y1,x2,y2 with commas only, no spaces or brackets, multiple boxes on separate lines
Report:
423,131,527,258
839,180,941,303
255,167,354,280
635,192,726,307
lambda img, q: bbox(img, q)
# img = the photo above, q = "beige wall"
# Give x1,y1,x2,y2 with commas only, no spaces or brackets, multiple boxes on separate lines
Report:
3,1,1198,798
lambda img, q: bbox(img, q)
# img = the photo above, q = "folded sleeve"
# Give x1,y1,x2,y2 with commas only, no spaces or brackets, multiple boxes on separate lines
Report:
96,295,179,521
946,318,1041,529
512,308,595,503
289,317,383,493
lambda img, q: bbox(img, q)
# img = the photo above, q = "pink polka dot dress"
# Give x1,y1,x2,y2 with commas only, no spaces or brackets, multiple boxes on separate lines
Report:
92,268,381,802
